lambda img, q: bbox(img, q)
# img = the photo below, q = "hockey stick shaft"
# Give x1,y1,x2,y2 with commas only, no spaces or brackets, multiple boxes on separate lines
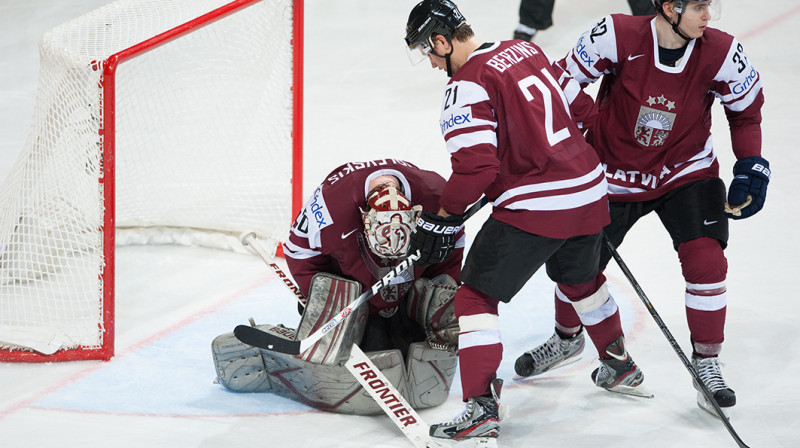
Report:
240,232,306,307
346,344,431,448
605,238,750,448
235,252,419,354
235,195,489,355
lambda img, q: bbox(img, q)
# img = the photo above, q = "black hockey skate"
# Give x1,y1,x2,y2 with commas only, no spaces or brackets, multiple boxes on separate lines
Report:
429,379,503,442
591,336,653,398
692,355,736,419
515,330,585,377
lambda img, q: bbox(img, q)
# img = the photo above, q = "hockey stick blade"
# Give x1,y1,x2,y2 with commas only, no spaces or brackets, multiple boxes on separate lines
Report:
234,324,302,354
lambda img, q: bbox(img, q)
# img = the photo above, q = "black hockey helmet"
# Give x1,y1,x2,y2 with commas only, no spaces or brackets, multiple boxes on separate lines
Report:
404,0,465,58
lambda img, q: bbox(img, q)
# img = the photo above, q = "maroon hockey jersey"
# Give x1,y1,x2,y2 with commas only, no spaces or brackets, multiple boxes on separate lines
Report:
438,40,610,239
560,14,764,202
282,159,464,314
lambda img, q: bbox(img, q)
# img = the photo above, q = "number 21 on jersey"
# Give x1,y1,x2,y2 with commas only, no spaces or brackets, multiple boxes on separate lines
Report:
517,68,571,147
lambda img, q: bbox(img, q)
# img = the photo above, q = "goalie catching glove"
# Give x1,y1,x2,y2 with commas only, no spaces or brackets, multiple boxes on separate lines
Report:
725,155,770,220
409,211,463,266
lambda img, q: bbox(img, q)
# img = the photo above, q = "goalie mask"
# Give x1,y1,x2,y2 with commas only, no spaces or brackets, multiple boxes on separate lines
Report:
362,186,422,259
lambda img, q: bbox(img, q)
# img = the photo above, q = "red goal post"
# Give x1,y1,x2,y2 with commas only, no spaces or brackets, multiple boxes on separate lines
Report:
0,0,304,362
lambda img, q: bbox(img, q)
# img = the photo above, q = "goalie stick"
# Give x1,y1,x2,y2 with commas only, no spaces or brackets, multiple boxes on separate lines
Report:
346,344,431,448
605,238,751,448
241,231,306,307
235,252,418,354
238,233,432,447
347,347,497,447
234,196,489,356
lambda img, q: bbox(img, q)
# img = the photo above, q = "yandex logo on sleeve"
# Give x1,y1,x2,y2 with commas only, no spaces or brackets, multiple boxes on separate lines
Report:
440,111,472,134
297,185,333,233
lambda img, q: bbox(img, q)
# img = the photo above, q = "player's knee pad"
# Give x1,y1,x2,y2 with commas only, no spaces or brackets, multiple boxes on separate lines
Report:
406,274,460,351
454,286,501,348
557,272,606,299
678,237,727,284
557,281,618,326
403,341,458,409
296,273,368,365
457,310,501,354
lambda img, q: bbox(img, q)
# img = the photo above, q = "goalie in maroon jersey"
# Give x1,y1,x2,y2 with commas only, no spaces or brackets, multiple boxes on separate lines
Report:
517,0,768,419
405,0,649,442
211,159,464,414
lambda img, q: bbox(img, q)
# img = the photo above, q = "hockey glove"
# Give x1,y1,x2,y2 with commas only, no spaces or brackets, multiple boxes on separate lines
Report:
409,211,464,267
725,156,771,220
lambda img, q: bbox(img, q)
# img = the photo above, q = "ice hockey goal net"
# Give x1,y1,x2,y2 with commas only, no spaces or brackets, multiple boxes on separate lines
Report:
0,0,303,361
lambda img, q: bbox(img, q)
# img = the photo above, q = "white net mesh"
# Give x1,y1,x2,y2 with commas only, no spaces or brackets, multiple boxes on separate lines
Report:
0,0,296,357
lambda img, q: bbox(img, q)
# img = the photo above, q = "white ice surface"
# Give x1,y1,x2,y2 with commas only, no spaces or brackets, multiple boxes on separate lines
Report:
1,1,799,447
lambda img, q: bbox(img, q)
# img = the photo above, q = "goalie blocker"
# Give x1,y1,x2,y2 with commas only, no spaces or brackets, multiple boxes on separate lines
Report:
212,273,460,413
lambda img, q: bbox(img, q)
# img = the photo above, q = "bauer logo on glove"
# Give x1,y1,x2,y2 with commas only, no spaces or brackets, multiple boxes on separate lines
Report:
415,217,462,235
409,211,464,266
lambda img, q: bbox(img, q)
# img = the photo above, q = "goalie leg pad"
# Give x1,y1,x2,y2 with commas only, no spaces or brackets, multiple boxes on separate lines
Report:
213,323,416,414
406,274,460,350
262,346,407,415
214,324,450,413
296,273,368,365
212,324,286,392
403,341,458,409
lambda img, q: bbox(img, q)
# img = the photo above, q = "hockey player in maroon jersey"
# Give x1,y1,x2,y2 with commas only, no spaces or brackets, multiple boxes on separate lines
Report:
211,159,464,414
516,0,768,419
404,0,648,442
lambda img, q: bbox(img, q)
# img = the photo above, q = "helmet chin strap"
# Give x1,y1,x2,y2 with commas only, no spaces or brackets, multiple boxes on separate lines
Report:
431,35,456,77
444,36,455,77
657,5,692,41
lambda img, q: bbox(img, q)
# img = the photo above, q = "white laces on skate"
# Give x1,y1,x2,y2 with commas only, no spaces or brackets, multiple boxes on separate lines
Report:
695,357,730,392
445,399,476,425
594,364,612,383
524,333,561,364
